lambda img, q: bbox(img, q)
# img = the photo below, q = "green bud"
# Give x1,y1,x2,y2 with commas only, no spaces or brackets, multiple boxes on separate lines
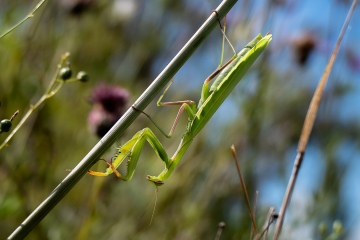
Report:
59,67,72,80
77,71,89,82
333,220,343,234
318,222,327,235
0,119,12,132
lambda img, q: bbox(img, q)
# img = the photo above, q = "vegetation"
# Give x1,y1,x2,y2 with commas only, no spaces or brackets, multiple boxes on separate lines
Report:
0,0,359,239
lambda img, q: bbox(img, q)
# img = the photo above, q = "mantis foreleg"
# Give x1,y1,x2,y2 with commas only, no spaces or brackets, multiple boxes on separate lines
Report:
87,128,171,186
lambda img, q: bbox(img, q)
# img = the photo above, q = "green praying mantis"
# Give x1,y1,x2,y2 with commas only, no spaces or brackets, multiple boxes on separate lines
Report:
87,24,272,186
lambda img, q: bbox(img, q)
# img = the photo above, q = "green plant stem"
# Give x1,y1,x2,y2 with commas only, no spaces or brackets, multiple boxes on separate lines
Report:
0,53,68,150
0,0,47,39
7,0,238,239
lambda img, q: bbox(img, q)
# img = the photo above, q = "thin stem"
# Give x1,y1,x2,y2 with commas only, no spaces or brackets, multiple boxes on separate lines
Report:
7,1,239,239
250,191,259,240
215,222,226,240
273,0,358,239
258,207,277,240
10,110,19,122
231,145,259,236
0,0,47,39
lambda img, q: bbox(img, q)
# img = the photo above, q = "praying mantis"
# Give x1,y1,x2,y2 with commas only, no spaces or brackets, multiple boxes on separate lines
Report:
87,24,272,186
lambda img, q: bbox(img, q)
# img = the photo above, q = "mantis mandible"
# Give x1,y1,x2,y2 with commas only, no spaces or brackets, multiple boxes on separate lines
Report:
88,28,272,186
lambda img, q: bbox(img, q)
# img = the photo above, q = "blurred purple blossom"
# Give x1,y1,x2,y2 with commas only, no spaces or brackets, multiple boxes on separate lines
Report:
59,0,94,15
291,33,317,66
345,48,360,71
88,83,130,138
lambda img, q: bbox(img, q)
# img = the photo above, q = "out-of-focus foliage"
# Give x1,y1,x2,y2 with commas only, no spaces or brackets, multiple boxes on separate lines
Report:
0,0,360,239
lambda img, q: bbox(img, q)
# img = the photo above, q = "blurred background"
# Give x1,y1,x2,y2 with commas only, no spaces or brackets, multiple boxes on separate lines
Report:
0,0,360,239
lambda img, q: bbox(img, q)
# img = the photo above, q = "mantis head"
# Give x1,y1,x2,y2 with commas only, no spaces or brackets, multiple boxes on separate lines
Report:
147,175,165,186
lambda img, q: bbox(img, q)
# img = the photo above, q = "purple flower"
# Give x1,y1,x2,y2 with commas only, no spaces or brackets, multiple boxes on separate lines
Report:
291,33,317,66
88,84,130,138
59,0,94,16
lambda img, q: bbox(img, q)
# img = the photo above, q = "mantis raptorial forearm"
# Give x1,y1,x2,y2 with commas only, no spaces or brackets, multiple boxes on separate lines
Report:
87,31,272,187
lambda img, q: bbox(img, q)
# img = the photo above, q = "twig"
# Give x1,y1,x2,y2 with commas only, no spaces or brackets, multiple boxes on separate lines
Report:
272,0,358,239
9,111,19,122
0,53,70,150
258,207,278,240
215,222,226,240
250,191,259,240
0,0,47,39
231,145,259,235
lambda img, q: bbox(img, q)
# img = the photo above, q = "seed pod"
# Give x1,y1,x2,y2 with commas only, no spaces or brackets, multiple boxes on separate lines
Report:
0,119,12,132
77,71,89,82
59,67,73,80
